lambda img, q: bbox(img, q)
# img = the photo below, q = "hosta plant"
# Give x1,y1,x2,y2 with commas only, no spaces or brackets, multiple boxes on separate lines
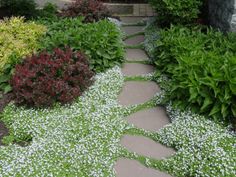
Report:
153,25,236,126
59,0,111,23
10,48,94,107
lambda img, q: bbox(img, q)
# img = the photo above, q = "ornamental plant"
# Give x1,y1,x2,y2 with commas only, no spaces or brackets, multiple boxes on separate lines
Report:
0,17,46,93
148,0,202,26
39,18,124,73
10,48,94,107
59,0,111,23
152,25,236,126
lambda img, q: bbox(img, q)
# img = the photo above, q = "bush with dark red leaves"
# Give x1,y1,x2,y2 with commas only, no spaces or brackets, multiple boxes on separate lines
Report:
60,0,111,23
10,48,94,107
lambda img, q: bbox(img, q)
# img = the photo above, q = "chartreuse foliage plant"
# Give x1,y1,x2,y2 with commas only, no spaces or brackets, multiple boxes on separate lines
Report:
152,25,236,126
148,0,202,26
0,67,235,177
0,17,46,93
38,17,124,72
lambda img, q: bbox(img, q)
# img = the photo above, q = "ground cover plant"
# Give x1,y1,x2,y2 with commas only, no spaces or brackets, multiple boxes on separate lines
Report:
0,67,235,177
59,0,112,23
148,0,202,27
10,48,94,107
38,17,124,72
0,17,46,93
149,24,236,127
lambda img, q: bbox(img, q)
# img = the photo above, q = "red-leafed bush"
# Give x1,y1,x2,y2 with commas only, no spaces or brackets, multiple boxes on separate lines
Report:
60,0,111,23
10,48,94,107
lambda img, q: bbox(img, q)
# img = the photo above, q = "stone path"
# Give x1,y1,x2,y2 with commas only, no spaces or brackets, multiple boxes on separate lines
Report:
115,17,175,177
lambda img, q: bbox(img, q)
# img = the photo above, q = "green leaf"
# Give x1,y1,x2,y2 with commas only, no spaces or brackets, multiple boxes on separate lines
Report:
200,97,213,112
209,103,221,116
4,85,12,94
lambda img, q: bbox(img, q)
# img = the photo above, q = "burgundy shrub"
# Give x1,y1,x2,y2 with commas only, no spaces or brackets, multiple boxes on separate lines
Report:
10,48,94,107
59,0,112,23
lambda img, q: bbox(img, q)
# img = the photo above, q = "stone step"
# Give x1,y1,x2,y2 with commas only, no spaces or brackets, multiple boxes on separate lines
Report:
126,107,170,132
118,81,160,106
114,158,172,177
122,63,154,76
120,17,146,23
124,35,145,45
121,26,144,35
121,135,175,159
125,49,149,61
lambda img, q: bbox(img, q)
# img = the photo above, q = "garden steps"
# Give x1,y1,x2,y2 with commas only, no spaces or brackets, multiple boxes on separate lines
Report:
115,17,174,177
121,63,154,76
125,49,149,61
114,158,172,177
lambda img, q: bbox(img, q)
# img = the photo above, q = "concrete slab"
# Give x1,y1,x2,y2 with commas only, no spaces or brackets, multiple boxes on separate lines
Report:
126,107,170,132
121,26,144,35
118,81,160,106
122,63,154,76
125,49,149,61
120,17,146,23
114,158,172,177
121,135,175,159
125,35,145,45
36,0,73,8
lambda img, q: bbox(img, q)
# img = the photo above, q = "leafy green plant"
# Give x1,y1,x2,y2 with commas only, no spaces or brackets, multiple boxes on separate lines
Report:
148,0,202,26
0,17,46,93
152,25,236,126
38,17,124,72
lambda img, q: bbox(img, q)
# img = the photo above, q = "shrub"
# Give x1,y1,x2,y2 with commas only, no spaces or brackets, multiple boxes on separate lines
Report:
0,17,46,93
0,0,37,19
152,25,236,125
148,0,202,26
10,48,94,107
38,18,124,73
59,0,111,23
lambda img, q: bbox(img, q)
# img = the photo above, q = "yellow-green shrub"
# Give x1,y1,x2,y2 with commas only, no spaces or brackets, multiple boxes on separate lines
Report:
0,17,46,73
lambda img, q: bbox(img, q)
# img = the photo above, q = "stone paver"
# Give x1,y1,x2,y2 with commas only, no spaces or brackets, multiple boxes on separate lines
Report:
122,63,154,76
121,26,144,35
114,158,172,177
125,35,145,45
36,0,72,8
118,81,160,106
125,49,149,61
120,17,146,23
126,107,170,132
121,135,175,159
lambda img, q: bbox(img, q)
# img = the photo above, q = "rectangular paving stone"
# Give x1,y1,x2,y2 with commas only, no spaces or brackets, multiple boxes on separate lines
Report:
114,158,172,177
122,63,154,76
124,35,145,45
121,26,144,35
125,49,149,61
36,0,73,8
121,135,175,159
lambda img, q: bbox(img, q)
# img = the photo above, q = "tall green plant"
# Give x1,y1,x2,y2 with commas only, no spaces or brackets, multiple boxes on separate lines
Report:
148,0,202,26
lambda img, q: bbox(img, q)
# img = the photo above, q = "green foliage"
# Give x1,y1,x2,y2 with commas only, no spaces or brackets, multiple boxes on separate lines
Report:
153,25,236,125
38,17,124,72
0,0,37,19
0,17,46,93
148,0,202,26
